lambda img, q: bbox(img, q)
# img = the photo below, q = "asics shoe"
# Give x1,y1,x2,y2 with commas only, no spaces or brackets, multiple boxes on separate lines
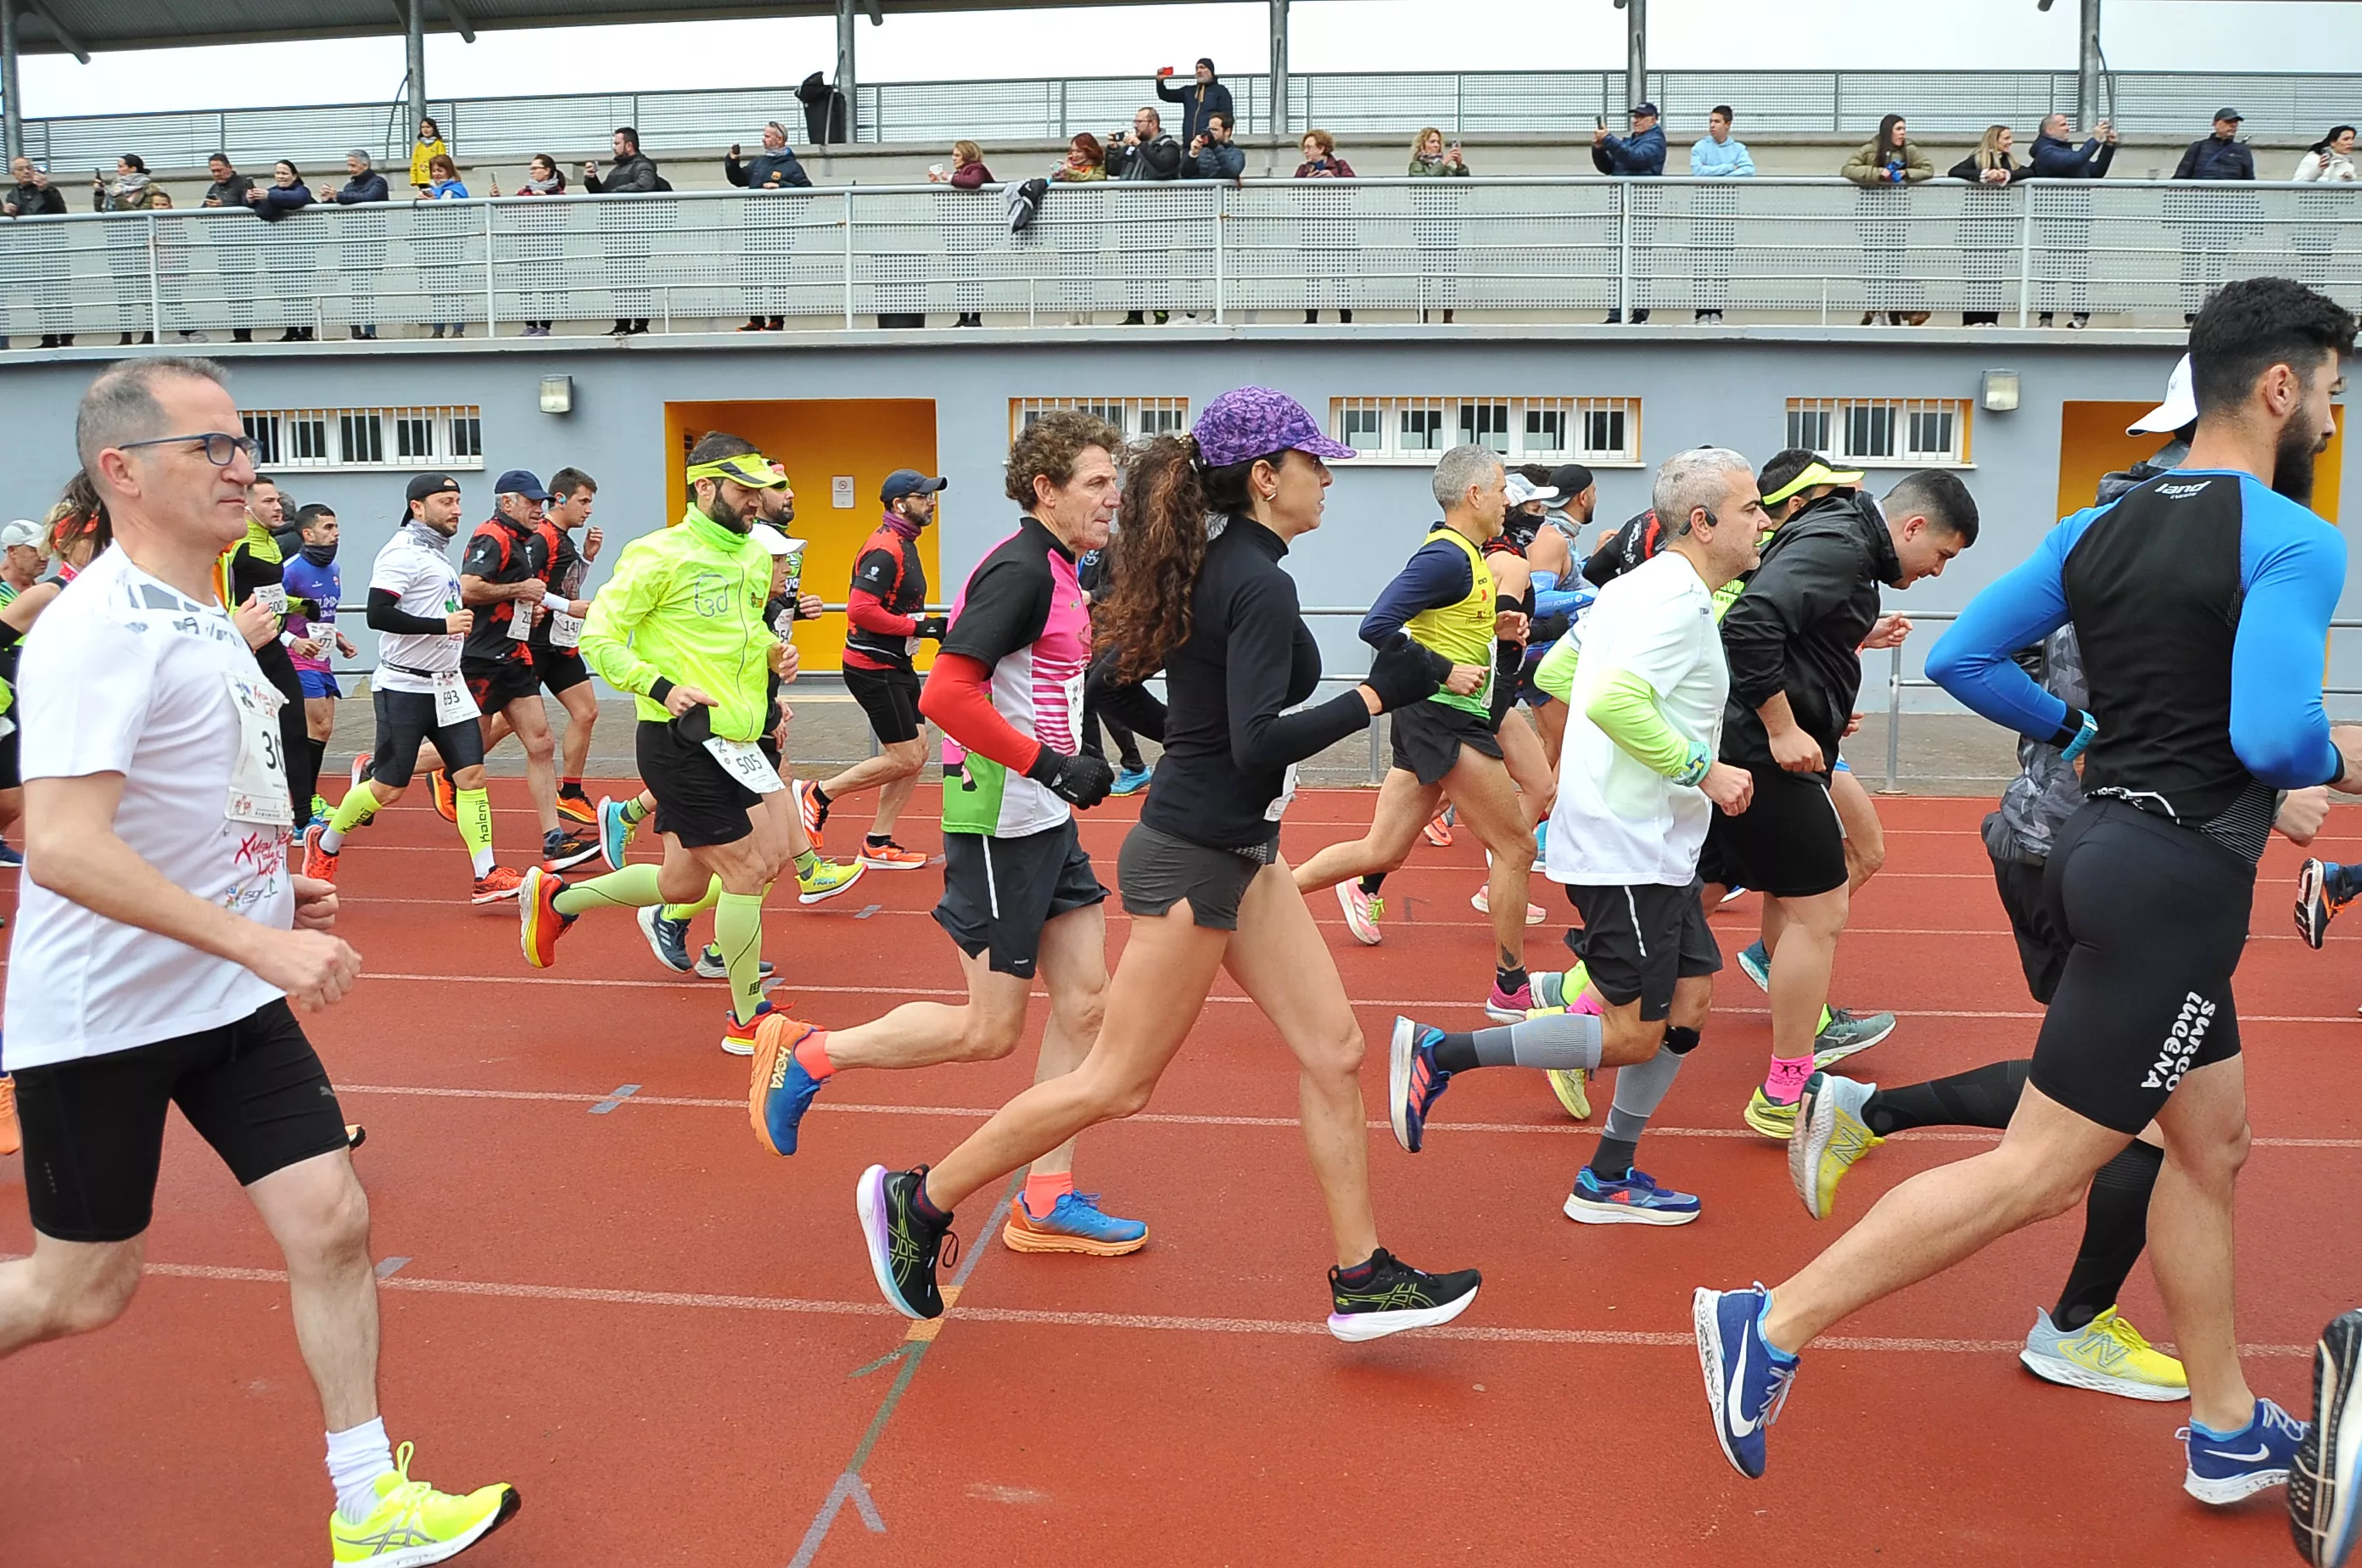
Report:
795,777,828,849
1737,939,1772,992
595,795,637,871
542,828,601,873
555,787,596,826
1469,886,1546,924
857,1164,956,1320
694,944,775,982
2020,1306,2188,1402
1564,1166,1701,1226
1788,1072,1882,1220
2184,1397,2308,1505
303,823,339,884
428,768,458,825
1694,1284,1799,1480
1111,764,1152,797
1001,1190,1150,1255
1423,809,1455,848
1743,1086,1799,1141
2292,1309,2362,1568
0,1074,17,1158
749,1016,826,1155
1326,1249,1480,1342
859,840,928,871
798,855,867,904
637,904,691,973
350,752,372,791
1336,880,1383,946
1485,979,1535,1022
327,1440,518,1568
2299,860,2355,951
720,1000,775,1056
470,865,525,905
518,868,574,966
1547,1067,1592,1120
1387,1016,1453,1153
1812,1008,1895,1069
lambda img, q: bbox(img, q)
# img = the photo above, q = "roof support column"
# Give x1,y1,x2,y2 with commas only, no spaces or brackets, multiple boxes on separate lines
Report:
1268,0,1289,137
406,0,427,146
2076,0,2103,129
836,0,857,143
2,0,22,165
1624,0,1646,114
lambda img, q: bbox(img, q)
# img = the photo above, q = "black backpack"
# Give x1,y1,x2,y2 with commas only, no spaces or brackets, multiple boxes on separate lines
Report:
1006,176,1048,233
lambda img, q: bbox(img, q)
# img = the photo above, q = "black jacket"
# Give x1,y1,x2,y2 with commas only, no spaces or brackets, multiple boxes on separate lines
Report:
1156,74,1234,150
4,181,64,216
586,152,663,194
1717,490,1902,772
1106,134,1183,182
2027,132,2115,181
2174,134,2254,182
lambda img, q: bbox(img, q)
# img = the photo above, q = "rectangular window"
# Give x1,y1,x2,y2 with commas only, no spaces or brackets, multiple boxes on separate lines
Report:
243,412,282,468
1329,397,1641,467
1010,397,1190,444
339,412,383,467
1458,401,1510,454
289,416,329,463
237,406,485,472
1400,406,1446,451
394,415,434,462
1786,398,1972,468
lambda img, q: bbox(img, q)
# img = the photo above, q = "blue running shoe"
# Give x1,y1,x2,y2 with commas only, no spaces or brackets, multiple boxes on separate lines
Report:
1737,939,1771,992
1564,1166,1702,1227
1002,1190,1150,1255
694,944,776,982
637,904,691,973
596,796,634,871
1387,1016,1452,1153
0,843,23,867
749,1016,826,1155
1695,1284,1799,1479
1111,764,1152,797
2185,1397,2308,1505
2293,1309,2362,1567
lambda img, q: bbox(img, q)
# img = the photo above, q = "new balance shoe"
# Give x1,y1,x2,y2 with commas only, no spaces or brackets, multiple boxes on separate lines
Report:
1111,764,1152,796
327,1440,518,1568
1564,1166,1700,1226
1812,1008,1895,1068
2298,859,2356,951
637,904,692,972
857,1164,955,1320
797,855,867,904
2184,1397,2308,1505
1469,886,1546,924
1788,1072,1882,1220
518,867,574,966
720,1000,775,1056
1326,1249,1480,1342
1743,1086,1799,1141
542,828,601,873
1694,1284,1799,1479
1423,808,1455,848
1336,880,1383,946
470,865,525,904
1001,1190,1150,1255
795,777,828,849
555,787,597,826
2020,1306,2188,1402
1547,1067,1592,1120
428,768,458,825
595,796,635,871
2292,1309,2362,1568
749,1015,826,1155
1737,939,1772,992
303,823,339,883
694,944,775,982
1485,979,1535,1022
1387,1016,1453,1153
859,840,928,871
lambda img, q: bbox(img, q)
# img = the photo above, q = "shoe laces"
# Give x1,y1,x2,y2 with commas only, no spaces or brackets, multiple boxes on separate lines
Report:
2096,1310,2155,1354
1762,1358,1798,1428
1366,896,1385,920
373,1442,434,1516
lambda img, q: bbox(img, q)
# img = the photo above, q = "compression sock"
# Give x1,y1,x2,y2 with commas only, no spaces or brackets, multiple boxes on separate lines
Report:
456,787,496,877
551,863,664,916
715,890,766,1024
2052,1140,2163,1332
792,1027,836,1080
304,738,327,805
325,1417,395,1526
794,849,820,877
1022,1168,1074,1218
1430,1010,1604,1074
1359,872,1386,897
1333,1254,1380,1289
321,783,380,854
660,876,723,923
1588,1026,1699,1180
620,793,652,825
1861,1058,2032,1137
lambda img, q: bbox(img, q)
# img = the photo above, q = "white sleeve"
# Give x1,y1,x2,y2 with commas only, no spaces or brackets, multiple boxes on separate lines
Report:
19,605,155,782
368,546,417,600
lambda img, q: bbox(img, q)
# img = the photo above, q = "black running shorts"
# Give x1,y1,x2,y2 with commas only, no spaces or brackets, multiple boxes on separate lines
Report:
369,686,485,789
1698,765,1848,899
1563,878,1721,1021
462,653,540,717
2029,798,2247,1134
1117,820,1265,932
934,817,1105,977
531,642,592,697
844,662,924,747
635,717,762,848
12,999,350,1244
1990,850,2069,1005
1389,700,1503,787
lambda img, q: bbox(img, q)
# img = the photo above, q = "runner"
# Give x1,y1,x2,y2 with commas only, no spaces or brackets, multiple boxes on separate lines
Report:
1077,541,1152,795
1698,277,2355,1495
1,356,517,1562
851,387,1481,1341
1291,444,1536,1013
752,411,1146,1257
1464,470,1558,927
484,466,602,827
2292,1308,2362,1568
518,434,797,1056
223,473,321,826
280,502,356,827
1388,448,1764,1226
303,475,525,904
803,469,949,869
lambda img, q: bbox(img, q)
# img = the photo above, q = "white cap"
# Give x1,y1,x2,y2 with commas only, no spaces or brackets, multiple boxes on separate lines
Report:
0,520,42,549
1504,473,1561,507
747,524,799,557
2128,355,2197,435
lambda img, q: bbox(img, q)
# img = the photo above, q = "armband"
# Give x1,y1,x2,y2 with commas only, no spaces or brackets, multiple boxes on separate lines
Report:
1672,742,1713,788
2054,708,2097,763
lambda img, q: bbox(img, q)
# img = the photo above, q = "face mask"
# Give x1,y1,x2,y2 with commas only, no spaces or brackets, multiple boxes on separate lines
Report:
300,540,338,566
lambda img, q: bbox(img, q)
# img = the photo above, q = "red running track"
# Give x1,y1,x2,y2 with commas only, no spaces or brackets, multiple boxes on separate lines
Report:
3,785,2359,1567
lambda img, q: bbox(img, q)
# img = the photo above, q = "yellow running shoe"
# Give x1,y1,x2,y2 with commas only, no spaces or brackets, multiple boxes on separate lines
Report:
329,1442,518,1566
1742,1086,1799,1141
2020,1306,2190,1402
1547,1067,1591,1121
1787,1072,1882,1219
797,855,867,906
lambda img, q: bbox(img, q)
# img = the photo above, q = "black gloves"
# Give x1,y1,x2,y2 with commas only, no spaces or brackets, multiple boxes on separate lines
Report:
1025,747,1116,808
1362,636,1451,712
914,615,949,641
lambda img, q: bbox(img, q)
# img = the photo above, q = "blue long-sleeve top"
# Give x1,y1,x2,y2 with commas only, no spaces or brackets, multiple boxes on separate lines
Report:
1529,568,1594,620
1360,536,1477,645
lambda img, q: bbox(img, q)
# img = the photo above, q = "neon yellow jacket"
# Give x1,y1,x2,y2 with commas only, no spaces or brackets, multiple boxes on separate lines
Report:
579,506,777,742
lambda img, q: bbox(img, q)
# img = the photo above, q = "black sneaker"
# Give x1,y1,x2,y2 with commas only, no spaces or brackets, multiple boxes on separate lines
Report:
2292,1308,2362,1566
637,904,692,972
543,827,601,871
858,1165,958,1320
1325,1248,1480,1342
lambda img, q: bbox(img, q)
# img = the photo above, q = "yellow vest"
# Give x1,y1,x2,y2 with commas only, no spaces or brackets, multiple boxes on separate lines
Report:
1403,525,1494,717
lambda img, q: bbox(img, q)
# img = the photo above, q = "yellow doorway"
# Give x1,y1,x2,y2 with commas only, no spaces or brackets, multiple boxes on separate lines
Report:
2057,400,2343,522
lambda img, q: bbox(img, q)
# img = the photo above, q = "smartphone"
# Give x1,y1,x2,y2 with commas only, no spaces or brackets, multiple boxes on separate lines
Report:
1448,139,1462,151
1595,116,1606,130
1157,65,1175,78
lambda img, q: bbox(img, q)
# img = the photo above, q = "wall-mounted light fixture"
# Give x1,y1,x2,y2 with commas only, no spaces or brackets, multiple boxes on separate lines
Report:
540,375,574,415
1980,369,2021,412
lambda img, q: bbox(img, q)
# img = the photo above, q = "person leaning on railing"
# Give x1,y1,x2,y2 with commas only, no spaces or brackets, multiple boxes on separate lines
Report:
1842,113,1932,327
1295,130,1357,325
245,160,317,343
2169,108,2256,325
582,127,665,337
1408,127,1468,324
931,142,997,327
1053,132,1106,182
200,154,262,343
1687,106,1751,325
417,154,470,340
1186,112,1245,182
726,122,814,333
1108,107,1182,326
512,154,568,338
92,155,166,347
410,115,446,196
1594,102,1665,324
1408,126,1469,178
332,150,390,342
3,157,70,350
1948,125,2023,328
2026,110,2116,328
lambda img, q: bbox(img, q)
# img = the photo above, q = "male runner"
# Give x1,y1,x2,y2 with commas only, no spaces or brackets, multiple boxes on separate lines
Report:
804,468,949,868
281,503,356,826
304,475,524,904
519,435,796,1056
751,412,1145,1254
1698,277,2356,1498
495,466,602,826
223,473,321,824
3,356,516,1562
1390,448,1764,1224
1292,444,1532,1015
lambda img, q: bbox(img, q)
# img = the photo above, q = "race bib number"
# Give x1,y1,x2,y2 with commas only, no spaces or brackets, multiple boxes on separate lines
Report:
550,608,584,648
253,582,288,618
223,670,294,826
507,600,535,641
431,667,478,727
1264,762,1300,823
704,736,785,794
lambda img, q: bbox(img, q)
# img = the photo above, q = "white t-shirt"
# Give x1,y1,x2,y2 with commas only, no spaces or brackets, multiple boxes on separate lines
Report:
3,547,295,1071
1547,549,1729,887
368,521,464,696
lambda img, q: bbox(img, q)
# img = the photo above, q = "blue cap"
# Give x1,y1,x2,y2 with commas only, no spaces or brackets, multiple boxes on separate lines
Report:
881,468,948,503
494,468,551,502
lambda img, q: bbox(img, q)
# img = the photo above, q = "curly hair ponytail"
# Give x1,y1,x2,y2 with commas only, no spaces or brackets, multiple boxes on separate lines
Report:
1098,435,1283,684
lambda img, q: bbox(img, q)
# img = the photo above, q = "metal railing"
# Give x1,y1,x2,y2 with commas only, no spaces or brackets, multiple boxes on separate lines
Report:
6,177,2356,344
10,68,2361,171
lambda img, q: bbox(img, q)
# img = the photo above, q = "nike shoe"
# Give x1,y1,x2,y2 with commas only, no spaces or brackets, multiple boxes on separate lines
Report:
2184,1397,2308,1505
595,796,634,871
1326,1249,1481,1342
1694,1284,1799,1479
0,1074,18,1158
1469,886,1546,924
1742,1086,1799,1141
470,866,525,904
859,840,928,871
1788,1072,1882,1220
1564,1166,1701,1226
1001,1190,1150,1256
1485,978,1535,1022
797,855,866,904
327,1440,518,1567
694,944,776,982
2020,1306,2188,1402
749,1015,826,1155
1737,939,1772,992
2298,859,2355,951
428,768,458,825
720,999,776,1056
1423,808,1454,848
2292,1308,2362,1568
303,823,339,884
518,868,574,966
1812,1008,1895,1069
795,777,828,850
1111,764,1152,796
637,905,692,973
857,1164,955,1320
1336,881,1383,946
1387,1016,1453,1153
555,787,596,826
542,828,601,873
1547,1067,1592,1120
350,752,372,791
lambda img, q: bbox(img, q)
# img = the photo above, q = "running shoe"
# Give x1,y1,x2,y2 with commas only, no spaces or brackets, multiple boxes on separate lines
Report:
1423,807,1455,848
1111,764,1152,796
542,828,601,873
1694,1284,1799,1480
555,787,596,826
470,865,526,904
2184,1397,2308,1505
2292,1308,2362,1568
0,1074,18,1158
1530,820,1548,872
1564,1166,1701,1226
1336,881,1383,946
1718,884,1749,904
637,905,692,972
749,1015,826,1156
2299,859,2356,950
1326,1249,1481,1342
518,868,574,966
303,823,339,884
795,777,828,849
857,1164,955,1320
327,1441,518,1568
798,855,867,904
307,795,330,830
1001,1190,1150,1256
719,999,776,1057
693,944,776,982
350,752,372,791
1788,1072,1881,1220
2020,1306,2188,1402
1742,1086,1799,1141
428,768,458,825
345,1123,367,1151
1469,886,1546,924
859,840,928,871
595,796,634,871
1812,1008,1895,1068
1547,1067,1592,1120
1484,979,1535,1022
1737,938,1772,992
1387,1016,1453,1153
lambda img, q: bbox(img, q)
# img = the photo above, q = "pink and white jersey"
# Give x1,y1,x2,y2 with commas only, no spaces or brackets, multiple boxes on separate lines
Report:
938,516,1093,837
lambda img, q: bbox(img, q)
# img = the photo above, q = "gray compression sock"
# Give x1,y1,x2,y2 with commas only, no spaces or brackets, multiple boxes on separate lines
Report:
1432,1010,1604,1073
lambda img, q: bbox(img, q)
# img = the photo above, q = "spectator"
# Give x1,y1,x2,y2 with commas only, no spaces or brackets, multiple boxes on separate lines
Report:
2291,125,2355,299
1187,111,1245,182
1688,104,1753,178
1843,113,1933,325
202,153,260,343
2026,110,2116,328
727,122,812,333
331,149,390,341
1688,104,1751,324
1949,124,2022,326
932,142,996,327
1408,128,1468,323
410,116,447,195
1295,130,1357,324
1049,134,1107,325
2174,107,2255,182
5,157,70,349
1294,128,1354,179
1054,132,1106,182
727,121,814,193
1156,59,1234,152
1107,108,1181,325
4,155,64,216
92,155,165,347
1408,127,1469,177
417,153,470,339
513,154,568,337
2169,108,2256,322
2294,124,2357,182
245,160,317,342
1594,102,1665,323
1106,106,1182,182
584,126,663,336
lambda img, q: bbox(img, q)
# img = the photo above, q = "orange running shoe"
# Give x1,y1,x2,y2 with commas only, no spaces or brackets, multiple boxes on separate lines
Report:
517,866,572,965
556,788,596,826
473,865,527,905
794,777,826,850
302,823,339,884
1423,809,1454,848
0,1074,19,1158
429,768,459,824
859,840,928,871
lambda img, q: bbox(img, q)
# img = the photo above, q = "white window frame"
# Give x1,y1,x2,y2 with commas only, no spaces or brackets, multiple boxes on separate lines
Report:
1010,397,1192,445
1327,396,1643,468
240,406,487,473
1784,397,1973,468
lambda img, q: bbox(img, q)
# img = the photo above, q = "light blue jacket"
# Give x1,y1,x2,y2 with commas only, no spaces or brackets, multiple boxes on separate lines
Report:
1689,135,1755,177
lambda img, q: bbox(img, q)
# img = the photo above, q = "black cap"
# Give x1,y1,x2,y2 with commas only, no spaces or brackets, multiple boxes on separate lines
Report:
881,468,949,503
1631,102,1660,118
405,473,461,505
1547,462,1595,496
2214,107,2243,122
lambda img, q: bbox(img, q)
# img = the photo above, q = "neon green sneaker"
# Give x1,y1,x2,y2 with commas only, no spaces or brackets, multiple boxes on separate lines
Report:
796,855,868,906
329,1442,518,1566
1742,1086,1799,1141
1547,1067,1591,1120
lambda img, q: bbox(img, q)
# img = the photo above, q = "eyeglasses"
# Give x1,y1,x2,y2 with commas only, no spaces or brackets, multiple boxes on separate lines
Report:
116,433,262,468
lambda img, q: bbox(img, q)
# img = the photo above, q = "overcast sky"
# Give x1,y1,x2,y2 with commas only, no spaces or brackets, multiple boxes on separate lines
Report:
14,1,2359,115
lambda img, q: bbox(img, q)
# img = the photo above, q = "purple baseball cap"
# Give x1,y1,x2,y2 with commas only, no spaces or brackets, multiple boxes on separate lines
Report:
1192,386,1357,468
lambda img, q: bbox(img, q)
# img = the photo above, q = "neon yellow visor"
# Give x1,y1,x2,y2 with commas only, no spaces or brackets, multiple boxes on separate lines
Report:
687,453,786,489
1761,459,1866,507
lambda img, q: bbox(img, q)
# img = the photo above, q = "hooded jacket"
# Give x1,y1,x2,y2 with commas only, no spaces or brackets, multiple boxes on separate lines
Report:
1156,68,1234,151
2027,132,2115,182
1595,124,1666,176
